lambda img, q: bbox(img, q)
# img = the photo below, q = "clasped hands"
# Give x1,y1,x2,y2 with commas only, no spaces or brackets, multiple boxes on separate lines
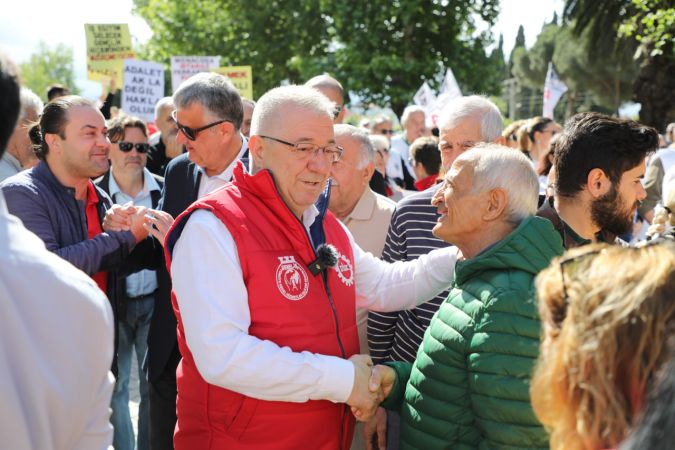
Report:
346,355,396,423
103,203,174,246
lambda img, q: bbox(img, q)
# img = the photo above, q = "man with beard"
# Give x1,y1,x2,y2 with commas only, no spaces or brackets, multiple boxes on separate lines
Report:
146,97,182,176
537,112,658,248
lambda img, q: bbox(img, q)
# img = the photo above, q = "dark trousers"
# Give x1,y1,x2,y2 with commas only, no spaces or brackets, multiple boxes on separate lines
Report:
149,347,180,450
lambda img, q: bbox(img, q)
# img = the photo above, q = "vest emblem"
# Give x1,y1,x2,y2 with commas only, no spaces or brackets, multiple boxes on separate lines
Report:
334,252,354,287
275,256,309,301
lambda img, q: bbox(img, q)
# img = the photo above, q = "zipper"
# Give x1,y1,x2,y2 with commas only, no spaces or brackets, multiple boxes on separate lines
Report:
273,181,348,447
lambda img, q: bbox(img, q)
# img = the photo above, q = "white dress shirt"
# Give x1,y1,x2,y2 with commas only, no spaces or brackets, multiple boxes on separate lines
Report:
197,137,248,198
171,205,459,405
0,192,115,450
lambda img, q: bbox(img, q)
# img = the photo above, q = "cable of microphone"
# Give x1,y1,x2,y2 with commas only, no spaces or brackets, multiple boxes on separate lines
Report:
308,243,338,276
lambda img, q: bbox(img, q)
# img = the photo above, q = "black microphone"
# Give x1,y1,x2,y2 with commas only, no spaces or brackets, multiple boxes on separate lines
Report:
308,243,338,276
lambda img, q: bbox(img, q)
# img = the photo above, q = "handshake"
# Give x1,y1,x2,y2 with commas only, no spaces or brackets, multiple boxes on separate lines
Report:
346,354,396,422
103,203,175,246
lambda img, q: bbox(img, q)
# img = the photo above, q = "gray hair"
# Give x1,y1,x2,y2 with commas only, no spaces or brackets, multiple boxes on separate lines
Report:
19,88,43,121
334,124,375,169
250,85,334,136
369,134,389,153
154,96,174,120
401,105,426,127
437,95,503,142
456,143,538,225
173,72,243,130
305,74,344,98
369,115,392,132
242,98,256,109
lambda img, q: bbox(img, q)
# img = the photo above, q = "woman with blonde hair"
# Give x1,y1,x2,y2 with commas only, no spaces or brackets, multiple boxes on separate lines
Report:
531,242,675,450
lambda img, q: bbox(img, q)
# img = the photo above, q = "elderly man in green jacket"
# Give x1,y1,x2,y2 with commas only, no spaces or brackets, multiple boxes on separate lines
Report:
362,144,564,450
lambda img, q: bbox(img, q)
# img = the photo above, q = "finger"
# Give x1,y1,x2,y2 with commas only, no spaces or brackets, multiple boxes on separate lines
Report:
369,367,383,392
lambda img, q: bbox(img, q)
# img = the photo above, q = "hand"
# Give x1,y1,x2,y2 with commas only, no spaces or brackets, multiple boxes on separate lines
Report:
369,365,396,401
362,407,387,450
346,355,381,422
143,210,175,247
103,203,137,232
129,205,150,243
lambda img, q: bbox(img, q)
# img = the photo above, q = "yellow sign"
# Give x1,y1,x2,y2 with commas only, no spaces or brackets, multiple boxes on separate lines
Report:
213,66,253,100
85,24,135,86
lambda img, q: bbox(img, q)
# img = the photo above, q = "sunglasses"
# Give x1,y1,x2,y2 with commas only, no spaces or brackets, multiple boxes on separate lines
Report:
379,129,395,135
171,110,230,141
117,141,150,153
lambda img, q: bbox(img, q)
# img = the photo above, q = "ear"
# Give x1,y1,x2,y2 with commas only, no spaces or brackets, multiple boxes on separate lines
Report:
362,162,375,185
336,107,347,124
248,135,265,169
483,188,507,221
219,121,236,140
586,168,611,199
44,133,60,155
494,135,507,146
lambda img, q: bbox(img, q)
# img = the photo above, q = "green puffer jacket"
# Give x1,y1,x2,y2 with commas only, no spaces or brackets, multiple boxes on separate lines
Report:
383,216,564,450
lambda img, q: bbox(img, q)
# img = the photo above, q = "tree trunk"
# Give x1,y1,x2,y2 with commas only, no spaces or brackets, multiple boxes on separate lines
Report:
633,44,675,132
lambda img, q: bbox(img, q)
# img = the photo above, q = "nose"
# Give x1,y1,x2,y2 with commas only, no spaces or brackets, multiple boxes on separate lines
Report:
176,129,188,145
307,149,332,174
431,186,444,207
637,182,647,201
97,132,111,149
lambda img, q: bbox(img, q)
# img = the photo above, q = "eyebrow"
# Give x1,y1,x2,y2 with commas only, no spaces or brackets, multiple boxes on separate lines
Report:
80,125,100,131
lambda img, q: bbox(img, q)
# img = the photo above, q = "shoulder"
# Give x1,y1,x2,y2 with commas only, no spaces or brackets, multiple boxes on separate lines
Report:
164,153,193,177
374,192,396,210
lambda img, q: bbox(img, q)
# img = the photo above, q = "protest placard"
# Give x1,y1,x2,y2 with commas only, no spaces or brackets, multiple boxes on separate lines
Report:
213,65,253,100
85,24,135,86
121,59,164,123
170,56,221,93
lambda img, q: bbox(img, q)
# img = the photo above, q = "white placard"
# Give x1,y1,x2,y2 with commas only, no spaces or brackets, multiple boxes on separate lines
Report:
171,56,221,93
122,59,165,123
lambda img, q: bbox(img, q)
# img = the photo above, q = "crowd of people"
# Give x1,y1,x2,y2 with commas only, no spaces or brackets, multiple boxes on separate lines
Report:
0,47,674,450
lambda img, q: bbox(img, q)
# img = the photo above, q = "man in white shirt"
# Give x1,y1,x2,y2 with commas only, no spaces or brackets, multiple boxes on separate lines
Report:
165,85,459,449
0,87,42,181
145,71,250,449
0,49,115,450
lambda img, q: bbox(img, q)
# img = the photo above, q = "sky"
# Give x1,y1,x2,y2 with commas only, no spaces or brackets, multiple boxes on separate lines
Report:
0,0,564,100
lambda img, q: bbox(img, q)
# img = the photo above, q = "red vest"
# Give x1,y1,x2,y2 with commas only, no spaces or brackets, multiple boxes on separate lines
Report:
166,164,360,449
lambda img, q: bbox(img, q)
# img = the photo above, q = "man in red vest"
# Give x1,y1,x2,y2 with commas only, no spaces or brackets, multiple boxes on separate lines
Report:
164,85,460,449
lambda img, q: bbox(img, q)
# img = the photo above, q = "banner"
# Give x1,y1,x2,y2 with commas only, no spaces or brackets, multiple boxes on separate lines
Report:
213,66,253,100
543,62,568,118
122,59,165,123
170,56,221,93
85,24,135,86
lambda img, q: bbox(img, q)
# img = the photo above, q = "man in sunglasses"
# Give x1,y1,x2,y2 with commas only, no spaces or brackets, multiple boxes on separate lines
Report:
146,71,249,449
163,85,460,449
96,115,170,450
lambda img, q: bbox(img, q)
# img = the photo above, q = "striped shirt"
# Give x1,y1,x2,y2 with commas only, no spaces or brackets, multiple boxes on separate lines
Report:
367,183,451,363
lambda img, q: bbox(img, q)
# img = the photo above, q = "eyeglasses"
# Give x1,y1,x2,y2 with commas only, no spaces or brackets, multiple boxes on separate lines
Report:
171,110,230,141
117,141,150,153
333,105,343,119
378,129,395,135
260,135,344,163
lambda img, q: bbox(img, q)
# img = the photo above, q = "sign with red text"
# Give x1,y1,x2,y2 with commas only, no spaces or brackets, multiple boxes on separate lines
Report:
170,56,221,93
122,59,164,122
212,65,253,100
85,24,135,86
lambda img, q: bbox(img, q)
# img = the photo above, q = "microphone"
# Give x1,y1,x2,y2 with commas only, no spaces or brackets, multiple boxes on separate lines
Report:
308,244,338,276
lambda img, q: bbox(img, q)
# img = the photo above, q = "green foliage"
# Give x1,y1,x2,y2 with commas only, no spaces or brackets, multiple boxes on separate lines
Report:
618,0,674,56
134,0,500,116
19,42,79,102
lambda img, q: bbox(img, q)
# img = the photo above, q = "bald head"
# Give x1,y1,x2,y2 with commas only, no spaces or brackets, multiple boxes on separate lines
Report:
305,74,345,123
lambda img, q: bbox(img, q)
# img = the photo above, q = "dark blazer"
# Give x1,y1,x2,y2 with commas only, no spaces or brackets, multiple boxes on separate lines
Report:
96,170,165,319
147,153,202,381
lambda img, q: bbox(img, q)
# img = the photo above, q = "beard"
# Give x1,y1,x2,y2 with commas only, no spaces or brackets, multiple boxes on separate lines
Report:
591,184,637,236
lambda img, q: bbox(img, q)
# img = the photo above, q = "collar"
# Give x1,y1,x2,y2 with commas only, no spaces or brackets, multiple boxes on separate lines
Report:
199,135,249,182
302,204,321,229
1,152,22,171
346,188,376,221
108,167,161,199
34,161,77,198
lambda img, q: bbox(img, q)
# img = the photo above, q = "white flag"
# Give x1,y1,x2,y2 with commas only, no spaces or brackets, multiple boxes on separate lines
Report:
413,82,437,111
428,68,463,127
542,62,568,118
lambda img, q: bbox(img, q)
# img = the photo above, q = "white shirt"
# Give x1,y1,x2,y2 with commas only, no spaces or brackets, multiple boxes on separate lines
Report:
0,192,115,450
197,137,248,198
388,135,417,181
171,206,459,405
108,167,161,297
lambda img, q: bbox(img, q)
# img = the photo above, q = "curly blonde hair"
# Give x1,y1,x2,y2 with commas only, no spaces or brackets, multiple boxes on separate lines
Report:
531,242,675,450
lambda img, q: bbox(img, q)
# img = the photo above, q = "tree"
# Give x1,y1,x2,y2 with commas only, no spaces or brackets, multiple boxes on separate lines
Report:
135,0,501,116
19,42,79,101
327,0,500,116
564,0,675,130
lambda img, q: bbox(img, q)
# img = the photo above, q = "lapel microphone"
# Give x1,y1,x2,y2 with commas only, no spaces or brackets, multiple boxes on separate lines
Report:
308,243,339,276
